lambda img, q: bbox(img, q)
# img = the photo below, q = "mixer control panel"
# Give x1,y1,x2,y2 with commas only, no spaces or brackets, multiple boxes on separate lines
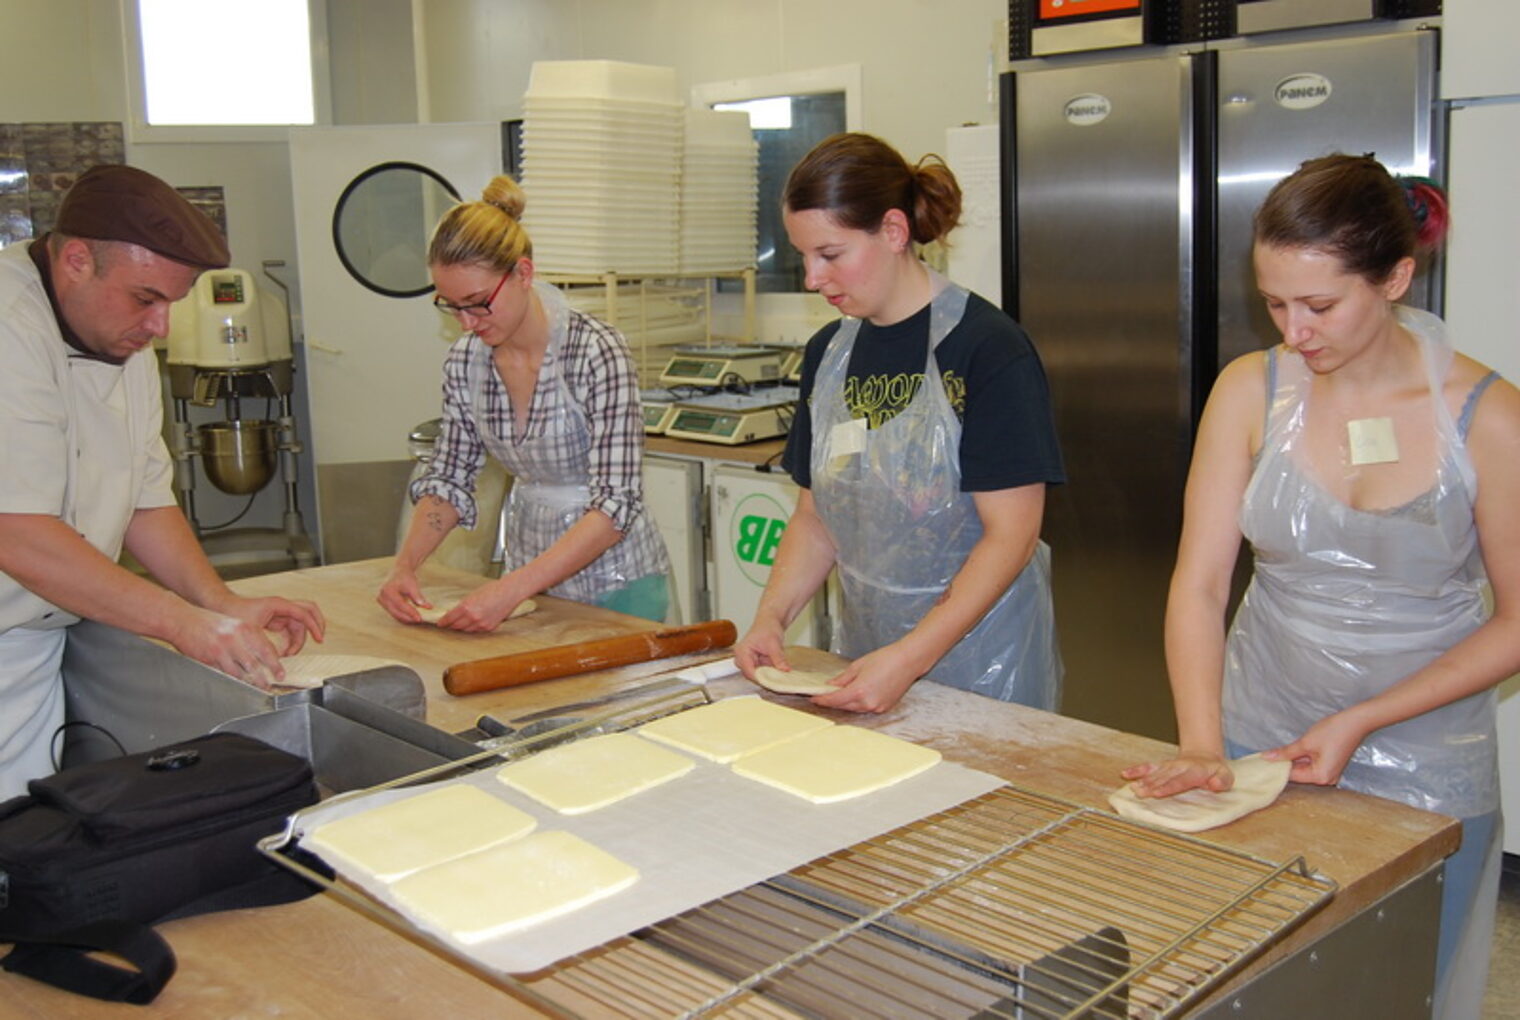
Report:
210,274,246,304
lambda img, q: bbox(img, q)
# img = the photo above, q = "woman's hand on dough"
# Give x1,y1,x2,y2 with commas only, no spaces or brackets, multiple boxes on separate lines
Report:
809,646,918,714
1265,712,1364,786
734,622,790,677
1121,752,1234,799
434,577,532,632
377,567,429,624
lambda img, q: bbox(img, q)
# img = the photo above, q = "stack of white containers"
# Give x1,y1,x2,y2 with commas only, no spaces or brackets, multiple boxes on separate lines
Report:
678,108,759,274
520,60,684,275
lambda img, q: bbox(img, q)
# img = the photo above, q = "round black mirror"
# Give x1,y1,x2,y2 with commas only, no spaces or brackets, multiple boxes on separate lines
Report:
331,161,461,298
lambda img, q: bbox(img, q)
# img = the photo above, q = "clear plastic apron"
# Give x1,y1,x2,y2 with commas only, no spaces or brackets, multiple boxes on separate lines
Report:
808,270,1061,708
466,280,666,606
1224,306,1497,818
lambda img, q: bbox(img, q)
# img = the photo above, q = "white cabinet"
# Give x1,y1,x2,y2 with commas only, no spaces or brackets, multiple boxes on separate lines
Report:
642,455,707,624
1501,678,1520,854
642,454,831,648
1440,0,1520,99
1445,103,1520,381
708,464,828,649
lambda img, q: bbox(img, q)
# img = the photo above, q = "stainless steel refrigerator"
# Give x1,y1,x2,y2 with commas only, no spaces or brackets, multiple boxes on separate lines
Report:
1001,27,1440,739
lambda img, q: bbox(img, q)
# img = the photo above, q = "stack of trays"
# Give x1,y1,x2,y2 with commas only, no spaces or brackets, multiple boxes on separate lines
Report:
521,60,683,275
678,109,759,275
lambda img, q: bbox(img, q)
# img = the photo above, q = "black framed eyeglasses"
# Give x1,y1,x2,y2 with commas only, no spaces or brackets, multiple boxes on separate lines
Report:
433,269,511,317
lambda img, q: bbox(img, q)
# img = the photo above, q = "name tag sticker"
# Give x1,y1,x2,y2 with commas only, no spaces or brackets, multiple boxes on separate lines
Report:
1347,417,1399,466
830,418,867,456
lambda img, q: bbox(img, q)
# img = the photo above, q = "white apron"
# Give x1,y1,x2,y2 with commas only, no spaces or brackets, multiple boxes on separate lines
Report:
808,270,1061,708
1,353,146,796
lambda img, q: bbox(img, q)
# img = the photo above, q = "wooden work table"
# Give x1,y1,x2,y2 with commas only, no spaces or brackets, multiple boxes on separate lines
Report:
0,560,1459,1019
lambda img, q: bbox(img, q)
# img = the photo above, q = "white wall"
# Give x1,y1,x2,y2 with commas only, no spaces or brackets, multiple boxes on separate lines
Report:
416,0,1008,167
0,0,127,121
1441,0,1520,857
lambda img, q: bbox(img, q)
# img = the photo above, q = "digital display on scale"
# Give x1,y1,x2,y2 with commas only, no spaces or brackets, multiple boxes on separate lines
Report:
672,410,739,436
665,359,723,380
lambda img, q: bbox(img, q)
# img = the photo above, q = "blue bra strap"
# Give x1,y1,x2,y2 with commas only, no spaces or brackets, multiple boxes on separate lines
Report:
1457,371,1501,439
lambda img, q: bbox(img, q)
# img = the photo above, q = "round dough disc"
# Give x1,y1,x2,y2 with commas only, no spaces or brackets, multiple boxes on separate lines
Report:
1107,753,1291,833
416,597,537,627
753,665,841,696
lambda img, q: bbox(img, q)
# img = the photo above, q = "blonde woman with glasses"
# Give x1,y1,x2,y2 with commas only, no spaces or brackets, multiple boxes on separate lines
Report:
379,176,671,626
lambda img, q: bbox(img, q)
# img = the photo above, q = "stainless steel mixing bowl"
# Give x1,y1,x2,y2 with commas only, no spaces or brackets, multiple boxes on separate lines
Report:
199,420,277,495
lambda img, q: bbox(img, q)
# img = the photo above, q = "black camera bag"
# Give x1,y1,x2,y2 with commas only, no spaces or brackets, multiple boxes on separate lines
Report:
0,732,325,1004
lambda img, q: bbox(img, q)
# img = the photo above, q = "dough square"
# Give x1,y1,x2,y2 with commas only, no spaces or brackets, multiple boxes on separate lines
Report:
1107,753,1292,833
753,665,841,696
389,830,638,945
731,725,943,804
302,785,536,882
495,732,695,814
637,696,833,763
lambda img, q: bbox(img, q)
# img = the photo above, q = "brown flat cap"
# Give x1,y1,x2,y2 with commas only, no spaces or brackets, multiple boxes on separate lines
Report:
55,164,230,270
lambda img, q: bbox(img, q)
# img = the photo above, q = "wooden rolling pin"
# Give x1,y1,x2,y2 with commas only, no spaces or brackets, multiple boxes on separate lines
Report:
443,619,738,696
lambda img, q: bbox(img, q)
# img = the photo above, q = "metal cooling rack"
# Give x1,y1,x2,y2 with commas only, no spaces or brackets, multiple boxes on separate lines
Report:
520,785,1336,1019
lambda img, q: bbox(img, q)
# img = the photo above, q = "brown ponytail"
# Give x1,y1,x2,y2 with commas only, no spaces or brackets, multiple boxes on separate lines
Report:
783,133,962,245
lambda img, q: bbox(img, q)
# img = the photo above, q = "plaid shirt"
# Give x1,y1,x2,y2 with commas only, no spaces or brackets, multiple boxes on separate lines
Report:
412,308,648,536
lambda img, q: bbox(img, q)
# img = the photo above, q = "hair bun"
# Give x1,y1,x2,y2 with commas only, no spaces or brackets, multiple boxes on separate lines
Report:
480,175,527,220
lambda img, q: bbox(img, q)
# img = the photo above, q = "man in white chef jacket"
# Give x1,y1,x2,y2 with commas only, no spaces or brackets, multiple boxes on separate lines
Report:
0,165,325,798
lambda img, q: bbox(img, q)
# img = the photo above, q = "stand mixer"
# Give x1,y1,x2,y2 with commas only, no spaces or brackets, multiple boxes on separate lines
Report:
165,264,315,572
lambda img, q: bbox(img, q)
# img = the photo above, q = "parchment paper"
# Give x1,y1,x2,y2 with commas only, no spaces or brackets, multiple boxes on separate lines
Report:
294,741,1005,974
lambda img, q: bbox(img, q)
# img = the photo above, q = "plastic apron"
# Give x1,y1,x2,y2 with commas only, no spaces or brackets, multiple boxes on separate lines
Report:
1223,306,1497,820
465,280,669,611
808,270,1061,708
2,354,147,796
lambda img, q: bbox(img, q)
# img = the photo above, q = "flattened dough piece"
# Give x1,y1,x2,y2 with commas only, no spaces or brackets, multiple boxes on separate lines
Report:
415,596,537,626
637,696,833,763
753,665,841,696
1107,754,1292,833
390,830,638,945
302,785,536,882
731,725,942,804
495,732,695,814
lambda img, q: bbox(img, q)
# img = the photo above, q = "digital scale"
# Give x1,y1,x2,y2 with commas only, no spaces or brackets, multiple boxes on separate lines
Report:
662,385,800,445
640,388,687,434
659,344,785,388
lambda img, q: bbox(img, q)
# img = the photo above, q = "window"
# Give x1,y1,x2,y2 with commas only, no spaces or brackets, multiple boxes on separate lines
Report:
126,0,328,140
693,67,861,293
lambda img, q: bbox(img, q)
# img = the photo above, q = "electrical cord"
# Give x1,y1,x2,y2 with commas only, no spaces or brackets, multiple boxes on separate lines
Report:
50,719,128,770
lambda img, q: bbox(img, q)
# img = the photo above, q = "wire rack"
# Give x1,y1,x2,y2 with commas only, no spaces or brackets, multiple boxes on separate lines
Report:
518,785,1336,1019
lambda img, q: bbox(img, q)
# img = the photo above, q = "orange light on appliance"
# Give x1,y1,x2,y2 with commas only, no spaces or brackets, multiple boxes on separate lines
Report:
1039,0,1143,20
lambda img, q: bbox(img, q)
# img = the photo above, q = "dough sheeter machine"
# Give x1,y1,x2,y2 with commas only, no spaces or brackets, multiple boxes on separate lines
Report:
60,618,1339,1019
